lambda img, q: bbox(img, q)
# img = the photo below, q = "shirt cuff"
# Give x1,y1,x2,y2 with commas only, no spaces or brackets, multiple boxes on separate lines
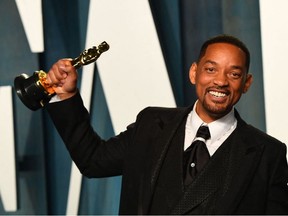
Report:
49,94,61,103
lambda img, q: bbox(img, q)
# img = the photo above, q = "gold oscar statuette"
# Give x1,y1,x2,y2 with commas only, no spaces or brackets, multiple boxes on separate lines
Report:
14,41,109,111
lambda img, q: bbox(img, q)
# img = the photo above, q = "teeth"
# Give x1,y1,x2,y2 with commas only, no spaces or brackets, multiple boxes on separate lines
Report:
209,91,226,97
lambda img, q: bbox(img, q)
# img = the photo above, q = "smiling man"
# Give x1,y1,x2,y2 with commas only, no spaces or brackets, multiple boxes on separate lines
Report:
46,34,288,214
190,40,253,122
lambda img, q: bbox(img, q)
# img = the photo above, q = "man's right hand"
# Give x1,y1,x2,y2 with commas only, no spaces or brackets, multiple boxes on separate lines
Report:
46,59,78,100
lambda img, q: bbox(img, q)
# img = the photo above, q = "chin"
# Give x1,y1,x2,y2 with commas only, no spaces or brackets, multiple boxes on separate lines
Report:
205,104,230,116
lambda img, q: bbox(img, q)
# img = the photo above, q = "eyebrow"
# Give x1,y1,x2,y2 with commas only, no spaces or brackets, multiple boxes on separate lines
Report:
203,60,244,71
230,65,244,71
203,60,217,65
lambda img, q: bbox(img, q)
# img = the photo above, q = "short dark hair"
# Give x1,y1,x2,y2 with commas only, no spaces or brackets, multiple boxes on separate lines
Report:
197,34,250,72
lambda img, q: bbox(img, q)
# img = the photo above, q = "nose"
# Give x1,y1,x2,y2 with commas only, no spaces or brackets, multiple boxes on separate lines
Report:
213,72,228,87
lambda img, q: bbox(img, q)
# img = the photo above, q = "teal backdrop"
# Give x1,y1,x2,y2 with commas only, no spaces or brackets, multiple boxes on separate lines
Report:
0,0,266,214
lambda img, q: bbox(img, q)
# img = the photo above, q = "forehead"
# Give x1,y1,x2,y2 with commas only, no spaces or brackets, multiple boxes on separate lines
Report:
200,43,246,66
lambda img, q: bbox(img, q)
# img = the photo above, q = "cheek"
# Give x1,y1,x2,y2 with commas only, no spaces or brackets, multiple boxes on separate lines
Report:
196,75,213,88
231,84,245,100
195,81,208,97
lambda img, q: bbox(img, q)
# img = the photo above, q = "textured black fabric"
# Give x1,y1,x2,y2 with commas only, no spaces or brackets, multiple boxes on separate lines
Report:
148,118,186,214
184,126,210,185
171,131,234,215
47,96,288,214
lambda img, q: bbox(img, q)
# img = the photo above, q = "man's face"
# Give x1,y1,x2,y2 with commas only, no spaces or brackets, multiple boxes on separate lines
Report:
190,43,253,122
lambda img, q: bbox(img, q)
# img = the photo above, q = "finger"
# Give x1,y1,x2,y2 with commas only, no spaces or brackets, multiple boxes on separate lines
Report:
54,63,67,80
47,59,75,85
46,68,58,85
49,60,68,82
59,59,74,74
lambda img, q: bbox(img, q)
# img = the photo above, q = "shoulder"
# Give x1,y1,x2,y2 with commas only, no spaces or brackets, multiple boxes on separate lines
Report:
136,106,191,121
248,124,284,146
235,109,286,150
238,118,286,152
139,106,188,114
127,106,192,131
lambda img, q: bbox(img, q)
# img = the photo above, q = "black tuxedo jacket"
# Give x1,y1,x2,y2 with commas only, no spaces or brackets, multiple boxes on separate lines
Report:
47,92,288,215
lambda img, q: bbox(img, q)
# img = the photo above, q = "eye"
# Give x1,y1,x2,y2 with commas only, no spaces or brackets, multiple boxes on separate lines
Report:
205,67,215,73
229,72,242,79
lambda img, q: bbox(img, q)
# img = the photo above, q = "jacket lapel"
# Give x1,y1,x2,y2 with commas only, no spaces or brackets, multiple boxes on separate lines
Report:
141,106,192,213
214,112,265,214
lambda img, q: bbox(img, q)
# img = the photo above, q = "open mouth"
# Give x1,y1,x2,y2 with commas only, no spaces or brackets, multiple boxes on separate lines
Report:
208,90,227,98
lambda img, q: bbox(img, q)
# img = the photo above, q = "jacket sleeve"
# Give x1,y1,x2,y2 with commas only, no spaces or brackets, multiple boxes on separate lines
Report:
46,92,135,178
266,143,288,214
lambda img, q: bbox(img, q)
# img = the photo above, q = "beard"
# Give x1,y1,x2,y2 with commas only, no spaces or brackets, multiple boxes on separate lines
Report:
202,98,232,118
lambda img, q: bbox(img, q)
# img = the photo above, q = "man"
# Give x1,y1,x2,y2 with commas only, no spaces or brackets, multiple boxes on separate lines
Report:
46,35,288,214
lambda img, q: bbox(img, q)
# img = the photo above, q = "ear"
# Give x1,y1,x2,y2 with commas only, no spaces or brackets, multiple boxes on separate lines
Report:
242,73,253,93
189,63,197,85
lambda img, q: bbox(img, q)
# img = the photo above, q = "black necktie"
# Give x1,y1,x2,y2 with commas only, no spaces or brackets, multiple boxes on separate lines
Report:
183,125,211,186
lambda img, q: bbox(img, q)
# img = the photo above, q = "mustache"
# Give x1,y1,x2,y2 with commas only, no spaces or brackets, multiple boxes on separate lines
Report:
206,86,230,94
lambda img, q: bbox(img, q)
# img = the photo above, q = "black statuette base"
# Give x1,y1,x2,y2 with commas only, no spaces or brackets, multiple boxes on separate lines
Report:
14,72,54,111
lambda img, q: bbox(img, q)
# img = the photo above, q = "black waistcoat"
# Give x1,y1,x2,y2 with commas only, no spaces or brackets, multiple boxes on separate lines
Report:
149,119,235,214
